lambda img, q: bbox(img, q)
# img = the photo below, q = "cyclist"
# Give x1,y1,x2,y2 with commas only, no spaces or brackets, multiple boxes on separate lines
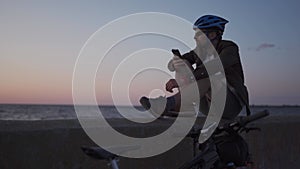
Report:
140,15,250,120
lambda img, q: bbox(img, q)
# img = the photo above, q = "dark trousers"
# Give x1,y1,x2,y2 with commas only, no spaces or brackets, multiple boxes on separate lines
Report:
166,78,243,120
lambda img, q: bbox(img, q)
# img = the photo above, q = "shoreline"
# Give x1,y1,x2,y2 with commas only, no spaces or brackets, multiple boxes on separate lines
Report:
1,103,300,107
1,114,300,131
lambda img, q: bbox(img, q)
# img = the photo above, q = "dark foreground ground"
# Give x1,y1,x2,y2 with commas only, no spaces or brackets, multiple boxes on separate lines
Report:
0,114,299,169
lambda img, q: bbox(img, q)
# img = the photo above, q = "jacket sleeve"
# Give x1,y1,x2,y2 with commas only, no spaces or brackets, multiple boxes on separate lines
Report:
193,43,240,80
218,44,240,69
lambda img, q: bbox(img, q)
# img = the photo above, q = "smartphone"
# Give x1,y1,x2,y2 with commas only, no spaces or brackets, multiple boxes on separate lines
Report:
171,49,184,59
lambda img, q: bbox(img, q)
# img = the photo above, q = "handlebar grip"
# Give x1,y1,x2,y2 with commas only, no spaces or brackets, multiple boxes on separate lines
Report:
239,109,270,125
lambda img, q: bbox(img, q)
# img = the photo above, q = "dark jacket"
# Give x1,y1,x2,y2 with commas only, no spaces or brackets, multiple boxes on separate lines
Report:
181,40,249,107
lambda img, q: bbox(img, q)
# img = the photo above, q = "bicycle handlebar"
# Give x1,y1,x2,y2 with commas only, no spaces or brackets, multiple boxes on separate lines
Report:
213,110,270,133
175,110,270,139
237,109,270,127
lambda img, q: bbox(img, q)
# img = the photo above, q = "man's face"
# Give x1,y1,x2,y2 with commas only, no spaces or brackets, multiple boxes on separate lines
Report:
194,28,217,47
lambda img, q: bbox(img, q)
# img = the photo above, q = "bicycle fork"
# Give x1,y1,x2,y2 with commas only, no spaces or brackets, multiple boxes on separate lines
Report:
109,158,120,169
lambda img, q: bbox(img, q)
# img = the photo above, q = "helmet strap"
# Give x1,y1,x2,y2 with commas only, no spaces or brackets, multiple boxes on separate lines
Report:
208,31,222,47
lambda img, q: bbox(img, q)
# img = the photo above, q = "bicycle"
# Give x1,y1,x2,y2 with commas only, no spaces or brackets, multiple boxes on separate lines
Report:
81,110,269,169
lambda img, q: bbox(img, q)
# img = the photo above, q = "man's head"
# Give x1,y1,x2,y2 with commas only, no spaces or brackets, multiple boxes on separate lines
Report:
193,15,228,47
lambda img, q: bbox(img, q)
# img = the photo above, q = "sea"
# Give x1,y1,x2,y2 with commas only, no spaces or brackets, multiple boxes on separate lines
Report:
0,104,299,121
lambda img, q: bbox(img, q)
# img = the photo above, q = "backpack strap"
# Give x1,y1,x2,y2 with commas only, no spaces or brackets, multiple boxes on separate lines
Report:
227,83,251,116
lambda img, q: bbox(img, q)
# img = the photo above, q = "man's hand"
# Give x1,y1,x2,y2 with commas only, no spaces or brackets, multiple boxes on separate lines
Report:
172,56,186,69
172,56,193,71
165,79,179,93
167,56,184,72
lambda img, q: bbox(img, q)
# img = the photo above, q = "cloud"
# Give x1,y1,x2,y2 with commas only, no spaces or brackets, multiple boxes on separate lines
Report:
256,43,275,51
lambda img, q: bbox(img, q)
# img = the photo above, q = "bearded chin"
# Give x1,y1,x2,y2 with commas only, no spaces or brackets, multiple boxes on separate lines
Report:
194,41,214,58
193,45,202,56
193,43,207,56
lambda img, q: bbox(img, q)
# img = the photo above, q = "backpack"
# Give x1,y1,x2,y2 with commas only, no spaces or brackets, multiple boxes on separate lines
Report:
213,130,249,166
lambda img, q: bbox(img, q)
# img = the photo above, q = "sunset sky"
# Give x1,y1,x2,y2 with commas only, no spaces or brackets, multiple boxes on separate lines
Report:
1,0,300,105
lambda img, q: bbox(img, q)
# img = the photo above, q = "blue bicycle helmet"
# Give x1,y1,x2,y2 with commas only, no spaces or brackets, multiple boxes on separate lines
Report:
193,15,228,32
